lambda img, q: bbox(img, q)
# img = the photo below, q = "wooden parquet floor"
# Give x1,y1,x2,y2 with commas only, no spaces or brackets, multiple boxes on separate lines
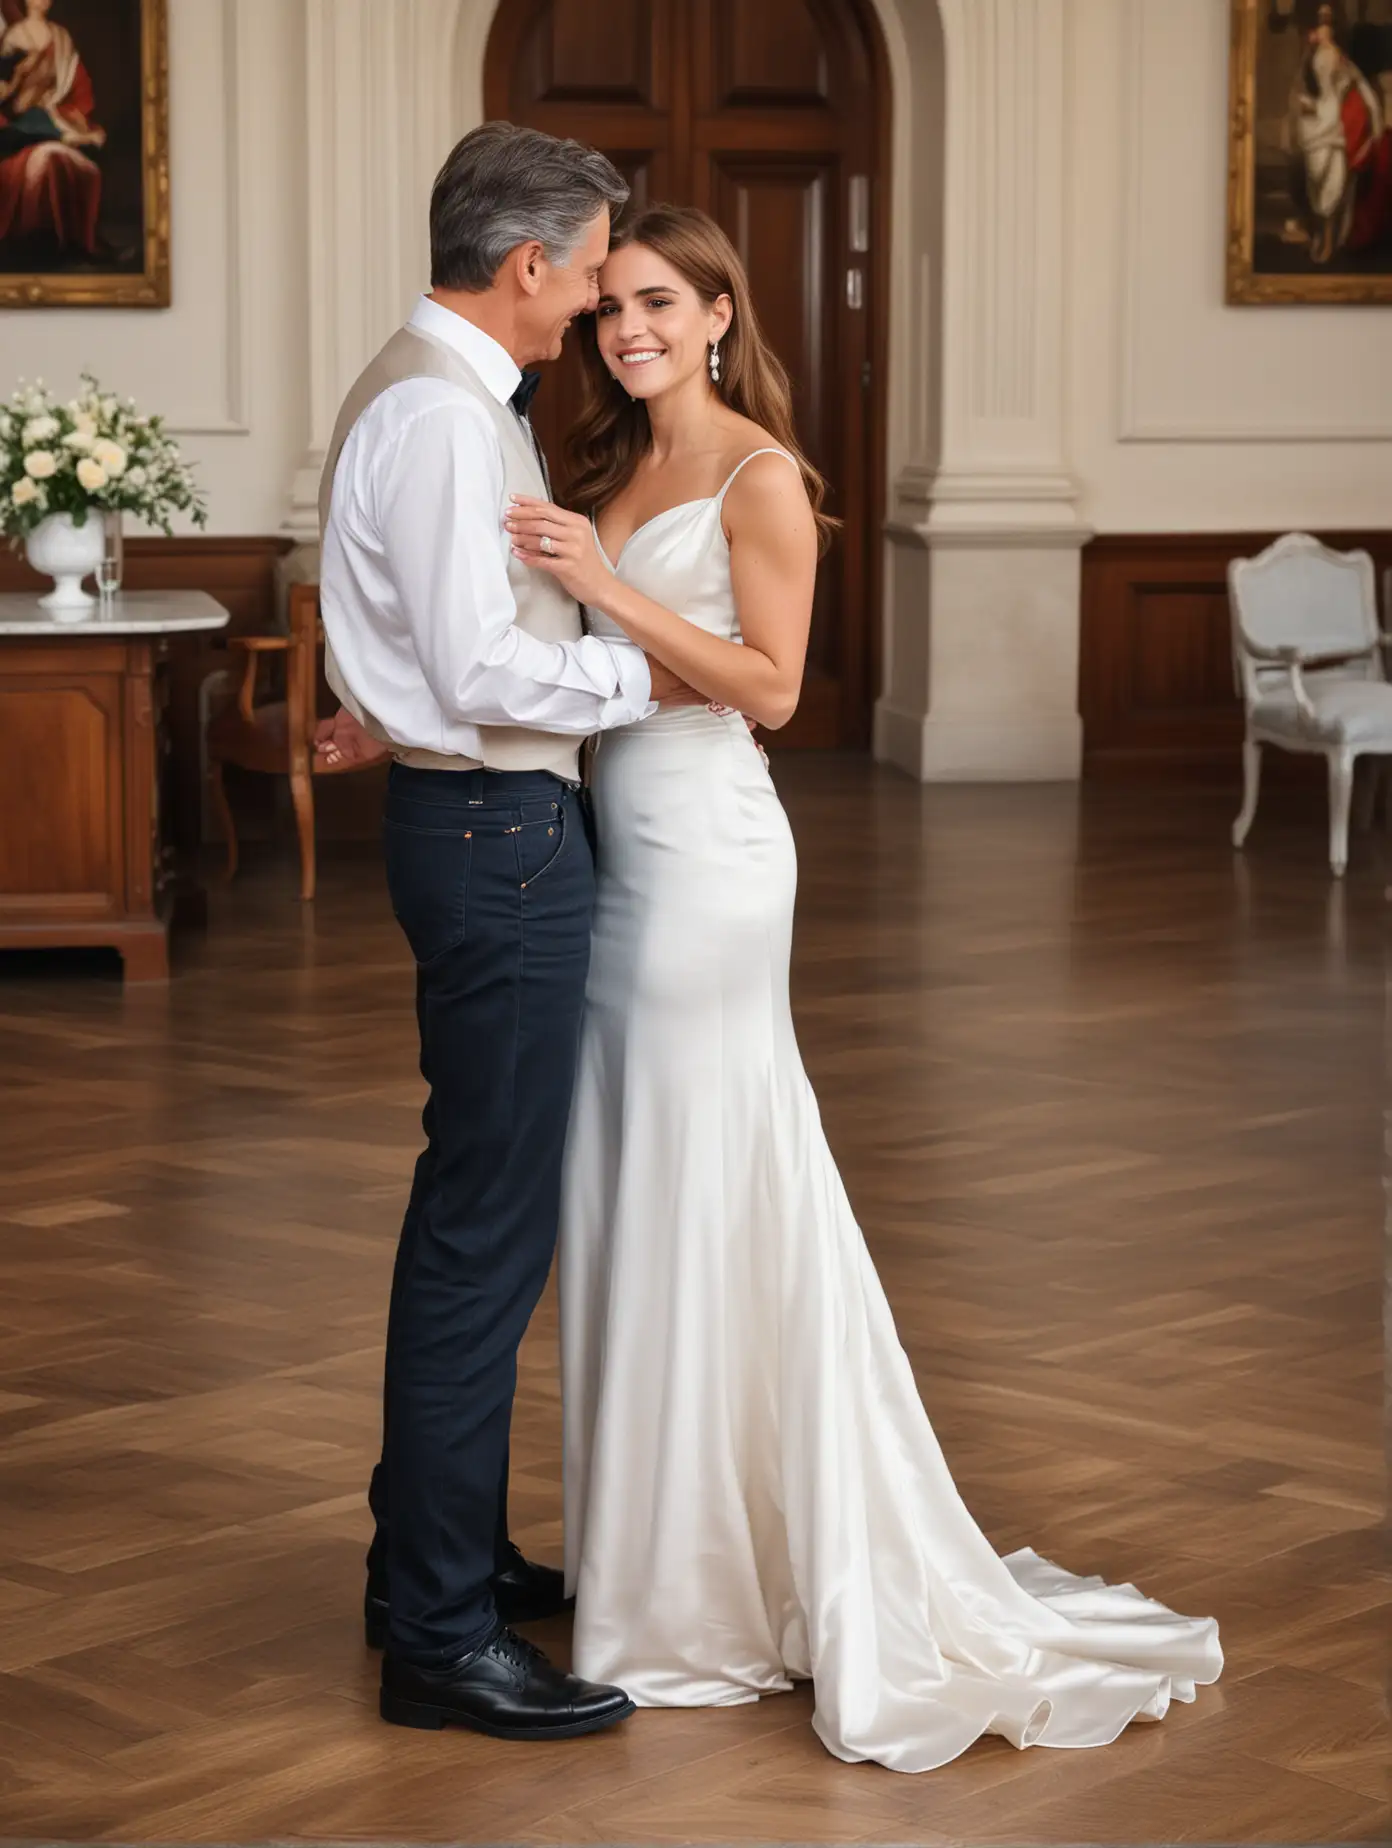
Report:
0,763,1386,1844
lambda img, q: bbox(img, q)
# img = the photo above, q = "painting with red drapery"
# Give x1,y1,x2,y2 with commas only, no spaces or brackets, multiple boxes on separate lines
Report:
0,0,168,307
1227,0,1392,303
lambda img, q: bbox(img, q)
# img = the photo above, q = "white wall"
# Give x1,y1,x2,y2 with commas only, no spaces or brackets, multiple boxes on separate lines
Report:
3,0,307,537
1069,0,1392,534
5,1,1385,566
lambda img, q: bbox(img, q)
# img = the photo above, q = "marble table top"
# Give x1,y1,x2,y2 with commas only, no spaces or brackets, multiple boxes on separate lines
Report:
0,589,231,637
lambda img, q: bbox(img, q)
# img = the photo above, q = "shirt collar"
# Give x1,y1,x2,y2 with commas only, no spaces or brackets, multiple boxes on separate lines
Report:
408,295,522,407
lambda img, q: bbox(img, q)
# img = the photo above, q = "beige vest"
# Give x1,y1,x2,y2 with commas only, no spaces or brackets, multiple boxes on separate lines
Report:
319,324,583,781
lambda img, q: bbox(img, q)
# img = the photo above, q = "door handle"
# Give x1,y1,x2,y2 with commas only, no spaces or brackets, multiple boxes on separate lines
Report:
849,175,869,253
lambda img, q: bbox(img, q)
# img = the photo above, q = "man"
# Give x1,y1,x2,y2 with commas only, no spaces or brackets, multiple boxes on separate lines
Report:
317,121,692,1740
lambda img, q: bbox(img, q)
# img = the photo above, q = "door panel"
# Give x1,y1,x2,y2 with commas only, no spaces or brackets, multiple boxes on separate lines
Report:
0,682,115,901
706,0,830,109
530,0,656,105
507,0,668,110
486,0,884,748
707,159,833,467
707,155,840,703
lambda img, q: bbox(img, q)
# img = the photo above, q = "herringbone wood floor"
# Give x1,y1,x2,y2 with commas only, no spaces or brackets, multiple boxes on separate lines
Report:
0,764,1385,1844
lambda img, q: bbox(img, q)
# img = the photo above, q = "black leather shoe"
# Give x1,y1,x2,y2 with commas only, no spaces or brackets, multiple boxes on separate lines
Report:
365,1545,574,1648
491,1542,575,1625
379,1626,635,1739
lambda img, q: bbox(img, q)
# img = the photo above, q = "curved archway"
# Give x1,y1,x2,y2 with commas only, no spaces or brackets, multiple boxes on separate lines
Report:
429,0,950,754
446,0,947,495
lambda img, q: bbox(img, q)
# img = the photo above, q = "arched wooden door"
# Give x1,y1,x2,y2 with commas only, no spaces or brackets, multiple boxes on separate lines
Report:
484,0,889,749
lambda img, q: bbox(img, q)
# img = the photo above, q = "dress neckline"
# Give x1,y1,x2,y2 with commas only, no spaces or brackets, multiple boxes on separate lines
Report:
593,448,795,573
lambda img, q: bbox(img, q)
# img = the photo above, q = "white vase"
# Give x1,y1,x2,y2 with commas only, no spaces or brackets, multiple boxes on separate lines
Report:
26,511,105,617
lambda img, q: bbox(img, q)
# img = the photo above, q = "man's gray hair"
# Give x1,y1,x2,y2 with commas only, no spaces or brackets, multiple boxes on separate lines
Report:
430,122,630,292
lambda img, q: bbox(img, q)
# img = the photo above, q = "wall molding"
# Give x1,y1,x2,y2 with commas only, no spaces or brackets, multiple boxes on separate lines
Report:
1116,1,1392,449
166,0,251,438
889,521,1093,550
1118,421,1392,446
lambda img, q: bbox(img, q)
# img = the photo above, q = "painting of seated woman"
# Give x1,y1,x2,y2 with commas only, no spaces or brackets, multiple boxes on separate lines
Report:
1228,0,1392,303
0,0,168,306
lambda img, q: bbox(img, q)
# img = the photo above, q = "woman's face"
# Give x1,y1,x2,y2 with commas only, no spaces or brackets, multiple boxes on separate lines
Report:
594,243,732,402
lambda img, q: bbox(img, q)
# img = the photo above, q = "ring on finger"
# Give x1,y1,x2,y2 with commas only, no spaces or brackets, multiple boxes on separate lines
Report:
540,533,555,556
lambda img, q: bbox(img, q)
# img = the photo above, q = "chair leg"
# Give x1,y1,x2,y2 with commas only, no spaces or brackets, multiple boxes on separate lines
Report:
290,769,316,902
1327,749,1354,878
1232,740,1262,848
209,760,238,881
1374,756,1391,829
1352,754,1377,834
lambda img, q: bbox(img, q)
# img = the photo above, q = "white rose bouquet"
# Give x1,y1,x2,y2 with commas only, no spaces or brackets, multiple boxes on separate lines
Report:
0,373,208,543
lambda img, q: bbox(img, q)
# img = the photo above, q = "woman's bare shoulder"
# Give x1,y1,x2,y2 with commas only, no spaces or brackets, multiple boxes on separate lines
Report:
717,414,788,472
721,447,813,547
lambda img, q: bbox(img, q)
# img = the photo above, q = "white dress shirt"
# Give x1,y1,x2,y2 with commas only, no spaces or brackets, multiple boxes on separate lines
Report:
320,295,652,757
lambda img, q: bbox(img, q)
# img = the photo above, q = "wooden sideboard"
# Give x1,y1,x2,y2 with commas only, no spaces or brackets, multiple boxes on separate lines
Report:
0,592,230,981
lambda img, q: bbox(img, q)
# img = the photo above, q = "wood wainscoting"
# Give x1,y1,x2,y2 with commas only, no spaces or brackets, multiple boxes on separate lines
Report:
0,536,293,854
1080,530,1392,779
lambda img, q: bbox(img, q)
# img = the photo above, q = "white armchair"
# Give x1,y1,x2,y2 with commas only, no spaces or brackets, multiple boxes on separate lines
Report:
1228,533,1392,877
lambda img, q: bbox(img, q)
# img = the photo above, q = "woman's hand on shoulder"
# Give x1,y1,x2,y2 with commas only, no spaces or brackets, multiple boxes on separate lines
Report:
504,496,613,608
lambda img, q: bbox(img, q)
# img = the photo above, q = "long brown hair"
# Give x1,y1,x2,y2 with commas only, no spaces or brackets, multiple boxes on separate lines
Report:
565,204,838,554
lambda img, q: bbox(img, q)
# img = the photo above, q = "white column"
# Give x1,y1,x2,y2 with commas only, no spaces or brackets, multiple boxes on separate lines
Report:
282,0,462,541
876,0,1088,781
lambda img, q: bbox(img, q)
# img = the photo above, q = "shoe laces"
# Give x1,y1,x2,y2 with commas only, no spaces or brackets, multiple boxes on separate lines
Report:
491,1626,545,1672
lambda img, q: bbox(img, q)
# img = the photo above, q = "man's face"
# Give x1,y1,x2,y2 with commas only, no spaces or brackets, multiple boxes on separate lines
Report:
523,209,611,364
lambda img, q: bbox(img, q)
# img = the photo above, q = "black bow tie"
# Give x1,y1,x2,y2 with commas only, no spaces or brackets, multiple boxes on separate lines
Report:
510,370,541,415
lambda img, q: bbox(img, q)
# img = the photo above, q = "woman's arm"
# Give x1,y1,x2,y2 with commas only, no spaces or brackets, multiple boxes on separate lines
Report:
505,455,818,731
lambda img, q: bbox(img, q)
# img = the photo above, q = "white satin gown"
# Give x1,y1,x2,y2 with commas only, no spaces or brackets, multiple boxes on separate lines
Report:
558,451,1222,1774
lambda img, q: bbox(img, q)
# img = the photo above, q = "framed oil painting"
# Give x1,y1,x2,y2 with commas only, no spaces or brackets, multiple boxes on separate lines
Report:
1227,0,1392,302
0,0,169,307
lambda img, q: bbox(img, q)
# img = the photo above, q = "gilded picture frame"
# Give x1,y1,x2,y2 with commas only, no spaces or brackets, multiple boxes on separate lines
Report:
0,0,170,309
1226,0,1392,303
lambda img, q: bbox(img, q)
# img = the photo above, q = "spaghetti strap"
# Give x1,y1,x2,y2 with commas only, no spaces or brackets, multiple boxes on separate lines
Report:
714,447,799,505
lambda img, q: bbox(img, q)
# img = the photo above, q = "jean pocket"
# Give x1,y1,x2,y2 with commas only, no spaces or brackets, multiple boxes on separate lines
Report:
514,804,568,889
382,818,471,964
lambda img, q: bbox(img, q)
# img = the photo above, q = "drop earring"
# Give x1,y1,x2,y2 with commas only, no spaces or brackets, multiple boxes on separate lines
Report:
709,341,721,385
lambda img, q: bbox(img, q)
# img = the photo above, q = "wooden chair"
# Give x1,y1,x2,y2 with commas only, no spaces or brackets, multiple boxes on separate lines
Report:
206,583,373,900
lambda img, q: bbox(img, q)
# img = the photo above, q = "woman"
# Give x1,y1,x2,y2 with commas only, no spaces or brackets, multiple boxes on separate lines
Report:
500,204,1222,1774
0,0,105,261
1290,4,1391,264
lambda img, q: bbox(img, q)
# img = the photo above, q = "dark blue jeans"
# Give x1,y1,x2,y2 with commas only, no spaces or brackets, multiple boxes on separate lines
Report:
366,763,595,1663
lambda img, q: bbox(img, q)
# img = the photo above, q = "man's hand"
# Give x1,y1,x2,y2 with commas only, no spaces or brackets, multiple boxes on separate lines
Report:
315,707,392,770
645,655,705,708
